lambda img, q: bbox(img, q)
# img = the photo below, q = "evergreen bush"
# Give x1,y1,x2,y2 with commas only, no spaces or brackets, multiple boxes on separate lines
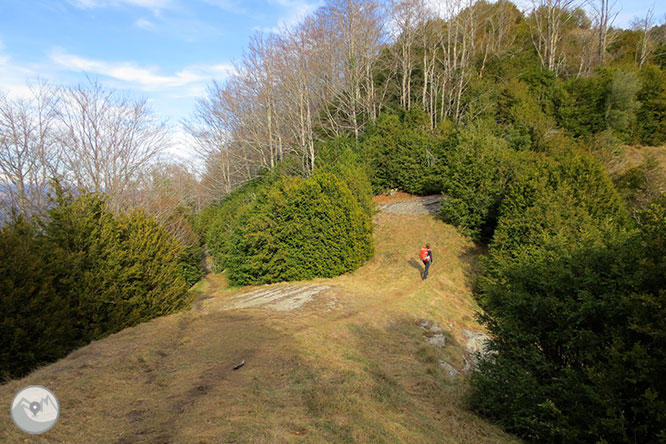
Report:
438,124,516,241
224,172,373,285
0,189,192,378
362,110,447,195
0,219,74,379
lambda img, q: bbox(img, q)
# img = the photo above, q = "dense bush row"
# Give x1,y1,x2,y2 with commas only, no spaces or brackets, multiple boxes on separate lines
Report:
361,64,666,204
200,151,374,286
0,190,194,379
470,198,666,443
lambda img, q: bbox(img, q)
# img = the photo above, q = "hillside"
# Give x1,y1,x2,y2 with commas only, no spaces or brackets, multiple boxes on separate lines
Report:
0,195,520,444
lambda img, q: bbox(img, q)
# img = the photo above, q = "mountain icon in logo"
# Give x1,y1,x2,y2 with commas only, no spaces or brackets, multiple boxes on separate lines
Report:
11,386,59,434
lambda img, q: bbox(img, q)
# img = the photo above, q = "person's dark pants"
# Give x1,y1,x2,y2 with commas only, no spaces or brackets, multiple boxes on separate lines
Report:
423,260,431,279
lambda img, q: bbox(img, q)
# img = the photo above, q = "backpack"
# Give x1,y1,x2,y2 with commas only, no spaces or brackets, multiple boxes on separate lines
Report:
420,248,430,261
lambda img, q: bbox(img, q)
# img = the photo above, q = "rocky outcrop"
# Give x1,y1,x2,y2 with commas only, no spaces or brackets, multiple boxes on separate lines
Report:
418,319,493,378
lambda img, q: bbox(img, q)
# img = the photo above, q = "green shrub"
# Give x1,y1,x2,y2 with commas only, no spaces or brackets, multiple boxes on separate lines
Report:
606,70,642,141
468,150,665,443
635,65,666,145
490,148,629,256
496,79,555,151
471,205,666,442
177,243,205,287
0,189,192,378
0,218,75,379
43,191,191,342
224,172,374,285
362,110,448,195
83,210,191,337
316,139,374,218
201,175,275,271
438,123,516,241
554,74,609,139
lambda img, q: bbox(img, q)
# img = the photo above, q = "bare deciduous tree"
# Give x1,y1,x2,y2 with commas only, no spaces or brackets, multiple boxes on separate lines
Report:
633,8,655,67
0,82,60,220
528,0,579,73
591,0,618,64
389,0,430,111
58,79,170,210
437,0,477,123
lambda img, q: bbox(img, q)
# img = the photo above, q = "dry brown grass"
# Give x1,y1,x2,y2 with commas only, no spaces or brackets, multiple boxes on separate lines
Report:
605,144,666,177
620,145,666,170
0,208,520,444
372,190,419,204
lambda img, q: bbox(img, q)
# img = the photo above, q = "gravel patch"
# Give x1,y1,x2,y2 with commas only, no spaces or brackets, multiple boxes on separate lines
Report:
376,195,444,214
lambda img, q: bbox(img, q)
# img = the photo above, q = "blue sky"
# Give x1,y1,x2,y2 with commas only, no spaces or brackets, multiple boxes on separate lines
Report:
0,0,323,157
0,0,663,157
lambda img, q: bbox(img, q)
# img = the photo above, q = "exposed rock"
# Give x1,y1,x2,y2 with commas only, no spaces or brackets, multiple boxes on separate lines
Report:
460,329,493,372
418,319,447,348
438,360,461,378
426,334,446,348
461,329,490,355
461,357,474,374
224,285,330,311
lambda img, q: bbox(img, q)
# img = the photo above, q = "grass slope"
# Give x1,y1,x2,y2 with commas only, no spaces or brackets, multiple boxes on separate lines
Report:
0,196,520,444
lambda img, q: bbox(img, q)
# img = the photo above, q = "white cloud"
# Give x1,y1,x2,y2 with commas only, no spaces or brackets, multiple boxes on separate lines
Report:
200,0,247,14
67,0,174,10
135,18,157,30
49,49,233,90
0,52,44,99
67,0,175,16
0,45,225,158
253,0,322,34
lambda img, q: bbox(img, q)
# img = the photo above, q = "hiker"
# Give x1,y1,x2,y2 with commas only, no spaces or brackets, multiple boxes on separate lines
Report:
420,244,433,280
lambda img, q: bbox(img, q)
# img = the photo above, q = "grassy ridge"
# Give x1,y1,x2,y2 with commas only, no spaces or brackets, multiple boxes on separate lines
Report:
0,197,519,444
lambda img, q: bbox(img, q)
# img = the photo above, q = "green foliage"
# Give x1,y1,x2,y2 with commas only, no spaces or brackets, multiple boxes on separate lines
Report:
437,123,515,241
468,143,666,442
200,175,276,272
83,210,191,337
362,110,447,195
491,148,630,256
471,205,666,442
608,29,643,65
496,79,555,151
554,74,609,139
224,172,373,286
635,65,666,145
0,189,192,378
43,191,191,342
606,70,642,139
316,139,375,219
0,218,74,379
177,243,205,287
